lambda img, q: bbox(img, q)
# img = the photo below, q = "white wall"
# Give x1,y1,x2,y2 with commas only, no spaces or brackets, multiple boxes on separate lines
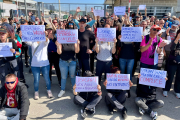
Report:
0,3,17,17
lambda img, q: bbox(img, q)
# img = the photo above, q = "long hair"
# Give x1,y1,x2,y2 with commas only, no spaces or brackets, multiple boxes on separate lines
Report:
1,22,15,39
66,21,75,29
174,29,180,40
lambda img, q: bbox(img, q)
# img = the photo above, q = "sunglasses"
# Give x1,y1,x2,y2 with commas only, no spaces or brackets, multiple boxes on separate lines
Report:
69,23,73,26
153,28,160,32
6,80,16,84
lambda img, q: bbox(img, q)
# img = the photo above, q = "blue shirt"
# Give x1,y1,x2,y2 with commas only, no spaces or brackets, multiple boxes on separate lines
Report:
73,19,95,29
48,39,57,53
164,20,172,29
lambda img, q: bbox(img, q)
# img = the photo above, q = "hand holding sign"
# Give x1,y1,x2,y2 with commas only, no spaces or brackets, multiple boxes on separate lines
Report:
97,28,116,42
0,43,13,57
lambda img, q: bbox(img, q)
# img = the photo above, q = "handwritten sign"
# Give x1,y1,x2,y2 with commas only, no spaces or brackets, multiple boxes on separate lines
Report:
114,6,126,15
94,10,104,17
75,76,98,92
139,68,167,88
97,28,116,42
0,43,13,57
106,74,130,90
154,46,159,65
21,25,45,42
57,29,78,44
139,5,146,10
121,27,143,42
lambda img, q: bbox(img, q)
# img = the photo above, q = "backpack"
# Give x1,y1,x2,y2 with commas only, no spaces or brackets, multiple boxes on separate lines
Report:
145,34,160,45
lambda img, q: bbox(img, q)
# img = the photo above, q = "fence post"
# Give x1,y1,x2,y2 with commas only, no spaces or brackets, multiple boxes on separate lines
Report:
104,4,106,17
24,0,28,20
38,2,41,20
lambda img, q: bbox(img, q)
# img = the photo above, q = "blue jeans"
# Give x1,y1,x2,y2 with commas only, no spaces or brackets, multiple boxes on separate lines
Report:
59,59,76,90
119,58,134,81
140,62,158,70
31,65,51,91
28,46,32,66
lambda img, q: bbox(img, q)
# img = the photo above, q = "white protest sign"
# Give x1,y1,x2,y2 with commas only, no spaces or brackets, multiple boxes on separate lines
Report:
154,46,159,65
139,68,167,88
21,25,45,42
139,5,146,10
0,43,13,57
75,76,98,92
121,27,143,42
114,6,126,15
57,29,78,44
97,28,116,42
106,74,130,90
94,10,104,17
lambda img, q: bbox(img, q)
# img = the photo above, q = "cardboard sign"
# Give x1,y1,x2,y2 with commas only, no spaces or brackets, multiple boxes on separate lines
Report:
139,68,167,88
106,74,130,90
94,10,104,17
21,25,46,42
75,76,98,92
114,6,126,15
57,29,78,44
97,28,116,42
139,5,146,10
121,27,143,42
0,43,13,57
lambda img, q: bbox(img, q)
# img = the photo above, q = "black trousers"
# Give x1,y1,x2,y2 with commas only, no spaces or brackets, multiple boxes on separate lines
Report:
22,43,29,64
74,95,102,109
48,52,61,84
105,91,127,111
17,55,25,82
90,53,94,73
132,51,141,76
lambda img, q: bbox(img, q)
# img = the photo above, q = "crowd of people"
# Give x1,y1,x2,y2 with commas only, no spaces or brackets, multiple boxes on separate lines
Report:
0,6,180,120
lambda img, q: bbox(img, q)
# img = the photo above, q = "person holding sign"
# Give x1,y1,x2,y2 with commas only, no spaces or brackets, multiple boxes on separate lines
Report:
95,24,117,85
26,31,53,100
73,71,102,119
0,27,20,87
103,66,133,119
56,38,80,98
135,73,167,120
163,31,180,99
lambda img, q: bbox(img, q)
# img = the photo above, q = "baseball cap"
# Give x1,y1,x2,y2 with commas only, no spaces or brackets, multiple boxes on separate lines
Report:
45,24,52,30
0,27,7,33
83,70,94,77
79,18,87,23
100,19,105,23
19,19,26,24
165,12,171,17
20,15,24,18
150,25,161,30
172,20,180,26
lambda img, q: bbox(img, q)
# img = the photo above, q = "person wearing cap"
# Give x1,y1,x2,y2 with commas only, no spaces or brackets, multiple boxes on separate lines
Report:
26,30,53,100
0,27,20,87
135,25,167,120
161,20,179,71
0,74,29,120
103,65,133,119
162,29,180,99
163,13,172,29
73,7,96,29
73,70,102,119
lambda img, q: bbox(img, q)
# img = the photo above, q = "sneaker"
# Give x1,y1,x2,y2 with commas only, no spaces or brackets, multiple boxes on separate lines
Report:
89,107,95,114
81,108,87,119
150,111,158,120
108,105,114,115
139,107,145,115
176,93,180,99
163,91,168,97
122,107,127,119
58,90,65,98
47,90,53,98
34,91,39,100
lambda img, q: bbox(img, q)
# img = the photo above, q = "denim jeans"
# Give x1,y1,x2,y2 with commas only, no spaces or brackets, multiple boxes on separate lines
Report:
59,59,76,90
119,58,134,81
95,59,112,84
0,108,20,120
31,65,51,91
28,46,32,66
140,62,158,70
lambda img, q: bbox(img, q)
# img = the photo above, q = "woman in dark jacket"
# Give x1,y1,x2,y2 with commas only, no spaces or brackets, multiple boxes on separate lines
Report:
163,30,180,99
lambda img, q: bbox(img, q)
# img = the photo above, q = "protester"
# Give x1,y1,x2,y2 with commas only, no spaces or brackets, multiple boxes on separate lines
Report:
103,66,133,119
0,74,29,120
163,30,180,98
73,71,102,119
26,31,53,100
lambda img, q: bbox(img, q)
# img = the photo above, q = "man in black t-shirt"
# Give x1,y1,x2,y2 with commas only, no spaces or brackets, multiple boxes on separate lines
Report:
78,18,95,74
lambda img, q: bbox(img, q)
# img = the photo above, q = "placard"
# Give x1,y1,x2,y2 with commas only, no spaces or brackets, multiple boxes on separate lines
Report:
75,76,98,92
139,68,167,88
97,28,116,42
139,5,146,10
114,6,126,15
57,29,78,44
21,25,46,42
106,74,130,90
94,10,104,17
121,27,143,42
0,43,13,57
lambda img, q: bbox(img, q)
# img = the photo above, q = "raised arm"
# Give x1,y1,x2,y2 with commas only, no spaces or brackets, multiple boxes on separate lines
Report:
49,17,56,33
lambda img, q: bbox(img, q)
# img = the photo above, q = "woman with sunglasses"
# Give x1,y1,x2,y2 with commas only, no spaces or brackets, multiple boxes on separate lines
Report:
0,27,20,87
56,21,80,97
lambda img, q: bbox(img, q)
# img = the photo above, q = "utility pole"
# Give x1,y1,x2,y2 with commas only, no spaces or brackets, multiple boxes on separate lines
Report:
58,0,61,19
24,0,28,20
